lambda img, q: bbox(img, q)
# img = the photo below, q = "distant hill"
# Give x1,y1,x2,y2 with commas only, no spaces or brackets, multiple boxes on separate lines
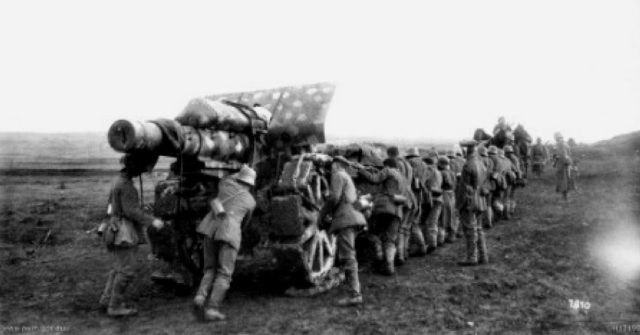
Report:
593,130,640,154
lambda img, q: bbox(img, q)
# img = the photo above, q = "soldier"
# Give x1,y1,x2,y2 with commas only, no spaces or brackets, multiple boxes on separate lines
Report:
355,158,406,275
531,137,549,177
493,116,512,136
438,156,458,243
457,141,489,266
194,165,257,322
487,146,508,221
504,145,523,219
319,156,367,306
424,155,444,251
404,148,429,258
554,136,575,201
387,146,415,265
477,146,495,229
100,152,165,317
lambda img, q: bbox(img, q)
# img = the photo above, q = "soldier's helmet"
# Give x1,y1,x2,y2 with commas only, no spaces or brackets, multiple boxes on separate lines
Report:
437,156,450,168
504,145,514,154
478,146,488,157
233,165,256,186
446,149,455,158
488,145,498,155
406,147,420,158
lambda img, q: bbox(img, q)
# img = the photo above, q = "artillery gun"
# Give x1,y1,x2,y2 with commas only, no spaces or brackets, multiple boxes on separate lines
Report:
107,83,341,289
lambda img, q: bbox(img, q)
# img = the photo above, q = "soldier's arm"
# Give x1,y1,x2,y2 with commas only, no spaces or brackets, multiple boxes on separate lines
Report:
119,184,154,227
327,173,345,209
357,167,389,184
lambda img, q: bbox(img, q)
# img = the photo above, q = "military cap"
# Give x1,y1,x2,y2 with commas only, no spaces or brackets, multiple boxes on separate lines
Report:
424,156,435,165
406,147,420,158
386,146,400,157
437,156,450,167
504,145,514,153
446,149,455,157
488,145,498,155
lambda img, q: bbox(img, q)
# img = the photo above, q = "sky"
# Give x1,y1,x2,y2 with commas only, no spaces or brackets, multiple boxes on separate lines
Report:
0,0,638,143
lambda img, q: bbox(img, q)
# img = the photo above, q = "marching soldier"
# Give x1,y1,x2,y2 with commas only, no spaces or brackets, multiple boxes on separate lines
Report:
457,140,489,266
531,137,549,177
504,145,523,218
356,158,406,275
194,165,257,322
478,146,495,229
387,146,415,265
554,133,575,200
319,156,367,306
405,148,429,257
100,152,165,317
438,156,458,243
424,155,444,251
487,146,508,221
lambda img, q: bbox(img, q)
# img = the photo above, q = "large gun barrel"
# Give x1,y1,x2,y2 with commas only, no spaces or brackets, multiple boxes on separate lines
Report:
108,119,251,161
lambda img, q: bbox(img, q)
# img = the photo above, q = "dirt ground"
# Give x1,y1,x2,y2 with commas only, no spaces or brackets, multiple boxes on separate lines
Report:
1,153,640,334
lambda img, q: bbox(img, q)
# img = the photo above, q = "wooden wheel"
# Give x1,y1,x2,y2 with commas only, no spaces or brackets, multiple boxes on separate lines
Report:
301,226,336,285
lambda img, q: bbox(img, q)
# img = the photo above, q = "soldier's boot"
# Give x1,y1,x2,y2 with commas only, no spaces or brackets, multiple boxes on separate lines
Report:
437,228,446,247
395,232,406,266
371,237,384,269
486,207,494,229
403,233,411,260
336,260,363,307
409,227,427,256
445,229,456,244
381,243,396,276
204,279,229,322
458,236,478,267
194,269,215,308
99,270,116,308
107,272,137,317
478,232,489,264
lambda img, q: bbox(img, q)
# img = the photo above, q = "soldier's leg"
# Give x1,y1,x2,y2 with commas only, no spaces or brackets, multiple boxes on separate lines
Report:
100,270,116,307
381,216,400,276
195,236,217,307
437,205,446,246
443,192,456,243
367,215,384,263
458,210,478,266
477,215,489,264
396,214,410,265
205,241,238,321
410,208,428,256
336,227,363,306
108,246,139,316
426,202,442,250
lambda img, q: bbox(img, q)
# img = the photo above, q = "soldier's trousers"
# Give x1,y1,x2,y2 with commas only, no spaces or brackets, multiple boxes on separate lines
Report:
102,245,138,308
199,238,238,309
440,191,456,242
460,210,488,263
368,213,400,265
480,194,493,228
398,206,419,261
425,202,443,248
336,227,361,298
506,186,517,216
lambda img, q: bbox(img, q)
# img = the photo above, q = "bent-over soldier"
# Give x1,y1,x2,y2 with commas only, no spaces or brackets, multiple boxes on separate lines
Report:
194,165,256,322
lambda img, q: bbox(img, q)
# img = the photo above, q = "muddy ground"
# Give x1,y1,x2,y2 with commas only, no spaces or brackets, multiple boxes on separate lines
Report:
1,153,640,334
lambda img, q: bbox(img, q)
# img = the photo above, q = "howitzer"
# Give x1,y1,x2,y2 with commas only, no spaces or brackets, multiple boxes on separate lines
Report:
108,83,350,291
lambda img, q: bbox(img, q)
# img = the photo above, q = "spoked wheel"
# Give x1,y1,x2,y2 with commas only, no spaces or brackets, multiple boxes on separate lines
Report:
301,227,337,286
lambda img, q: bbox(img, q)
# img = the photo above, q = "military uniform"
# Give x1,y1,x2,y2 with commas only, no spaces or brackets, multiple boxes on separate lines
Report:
438,157,458,243
321,164,367,304
195,172,256,320
457,142,489,265
358,166,405,275
424,161,444,248
389,152,415,264
505,146,523,218
101,171,156,315
405,150,429,257
478,147,495,229
531,141,548,176
554,147,575,199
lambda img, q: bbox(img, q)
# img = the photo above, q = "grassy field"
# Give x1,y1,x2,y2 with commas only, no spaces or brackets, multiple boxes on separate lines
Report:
1,150,640,334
